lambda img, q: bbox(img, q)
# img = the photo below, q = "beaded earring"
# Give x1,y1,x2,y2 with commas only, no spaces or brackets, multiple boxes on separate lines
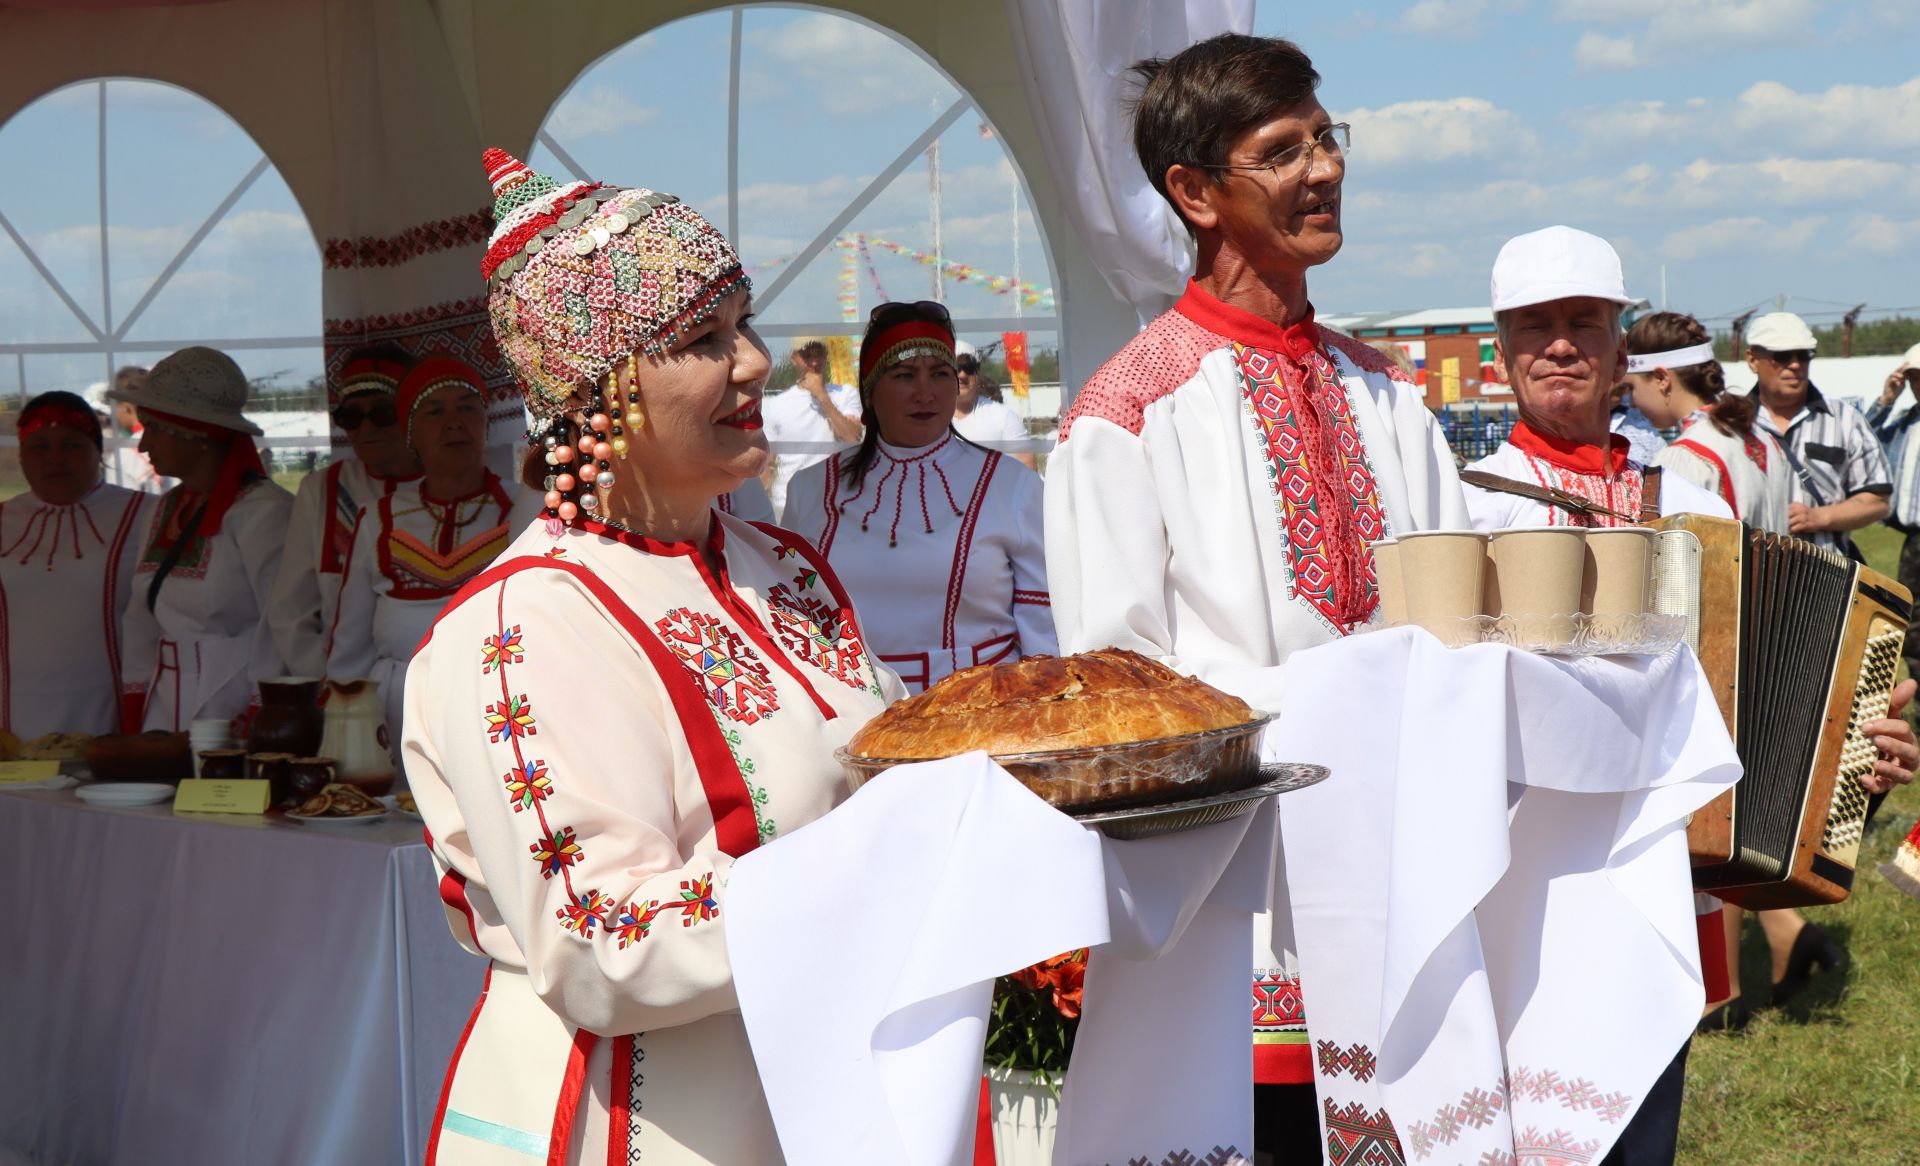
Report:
623,352,647,436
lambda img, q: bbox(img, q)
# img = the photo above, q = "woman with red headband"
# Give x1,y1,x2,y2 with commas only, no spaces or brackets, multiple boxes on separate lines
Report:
782,301,1054,693
327,355,528,747
110,347,293,734
0,391,157,738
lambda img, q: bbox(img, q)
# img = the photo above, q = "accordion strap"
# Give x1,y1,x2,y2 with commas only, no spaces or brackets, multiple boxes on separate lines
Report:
1639,466,1664,523
1458,469,1644,525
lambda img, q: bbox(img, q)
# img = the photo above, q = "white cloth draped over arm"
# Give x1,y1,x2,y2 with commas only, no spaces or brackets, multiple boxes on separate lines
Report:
404,569,746,1037
268,471,330,678
324,508,379,683
1003,0,1252,321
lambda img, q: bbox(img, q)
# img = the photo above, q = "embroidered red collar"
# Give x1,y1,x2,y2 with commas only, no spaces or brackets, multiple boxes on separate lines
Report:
1508,420,1631,478
1174,280,1319,361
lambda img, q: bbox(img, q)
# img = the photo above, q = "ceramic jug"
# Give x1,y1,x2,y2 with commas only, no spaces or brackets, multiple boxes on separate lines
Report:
247,677,325,758
318,678,396,796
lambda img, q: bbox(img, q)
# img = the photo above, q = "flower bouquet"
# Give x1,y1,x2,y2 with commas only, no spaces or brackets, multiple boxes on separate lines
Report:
985,949,1086,1086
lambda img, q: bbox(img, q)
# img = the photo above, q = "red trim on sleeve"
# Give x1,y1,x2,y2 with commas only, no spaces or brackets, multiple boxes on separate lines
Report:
1670,439,1739,518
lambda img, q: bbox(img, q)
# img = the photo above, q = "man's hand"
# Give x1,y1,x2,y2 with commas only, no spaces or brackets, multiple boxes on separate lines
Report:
1882,370,1908,408
1787,502,1824,535
1860,678,1919,795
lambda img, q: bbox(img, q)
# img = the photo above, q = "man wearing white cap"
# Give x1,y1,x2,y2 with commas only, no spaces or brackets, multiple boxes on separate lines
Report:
1865,341,1920,673
1461,225,1730,532
1743,311,1890,556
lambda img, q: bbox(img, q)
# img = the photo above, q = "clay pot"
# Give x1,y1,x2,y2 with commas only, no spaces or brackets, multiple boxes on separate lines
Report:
319,678,396,797
248,677,325,759
287,757,337,802
247,752,295,805
197,748,248,780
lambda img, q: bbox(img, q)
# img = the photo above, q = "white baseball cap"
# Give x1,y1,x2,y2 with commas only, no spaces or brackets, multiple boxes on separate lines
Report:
1745,312,1817,353
1490,226,1636,314
1901,341,1920,370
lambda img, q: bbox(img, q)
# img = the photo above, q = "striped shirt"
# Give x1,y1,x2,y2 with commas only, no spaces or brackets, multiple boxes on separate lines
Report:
1865,395,1920,530
1748,385,1891,551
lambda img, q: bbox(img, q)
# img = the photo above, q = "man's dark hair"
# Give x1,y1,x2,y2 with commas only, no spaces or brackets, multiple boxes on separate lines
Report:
1130,34,1321,232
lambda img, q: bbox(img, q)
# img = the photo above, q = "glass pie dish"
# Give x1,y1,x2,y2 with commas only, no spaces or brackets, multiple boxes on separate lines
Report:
836,714,1275,812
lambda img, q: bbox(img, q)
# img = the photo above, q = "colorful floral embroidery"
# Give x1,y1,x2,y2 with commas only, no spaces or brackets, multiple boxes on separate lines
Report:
678,874,719,924
765,577,871,691
481,625,524,672
503,759,552,811
720,725,776,843
556,889,613,937
1316,1040,1379,1084
1402,1082,1507,1160
653,607,781,724
1234,343,1386,634
610,899,664,948
530,826,584,877
485,694,536,741
1507,1066,1632,1124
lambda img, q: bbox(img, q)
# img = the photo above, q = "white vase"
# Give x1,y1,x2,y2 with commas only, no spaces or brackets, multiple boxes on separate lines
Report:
986,1066,1059,1166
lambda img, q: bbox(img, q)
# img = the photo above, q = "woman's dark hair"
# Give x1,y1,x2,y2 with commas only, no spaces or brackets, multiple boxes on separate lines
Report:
20,390,104,449
1130,34,1321,235
976,375,1005,404
1625,312,1751,437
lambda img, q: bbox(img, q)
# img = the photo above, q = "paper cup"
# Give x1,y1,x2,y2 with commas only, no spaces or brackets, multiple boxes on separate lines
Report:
1489,527,1587,650
1371,540,1406,625
1582,528,1657,617
1396,531,1490,646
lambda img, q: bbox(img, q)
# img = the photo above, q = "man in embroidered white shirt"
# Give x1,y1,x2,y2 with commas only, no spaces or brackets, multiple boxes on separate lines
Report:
1044,33,1469,1164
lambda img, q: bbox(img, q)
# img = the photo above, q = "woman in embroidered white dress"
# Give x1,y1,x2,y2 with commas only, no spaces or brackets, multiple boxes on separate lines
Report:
405,150,898,1165
0,392,155,737
783,301,1054,694
1624,311,1790,532
112,347,293,734
328,356,528,746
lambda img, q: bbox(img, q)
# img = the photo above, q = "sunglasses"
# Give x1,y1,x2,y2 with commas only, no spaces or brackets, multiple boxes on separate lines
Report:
1755,348,1814,366
334,401,398,430
868,300,952,328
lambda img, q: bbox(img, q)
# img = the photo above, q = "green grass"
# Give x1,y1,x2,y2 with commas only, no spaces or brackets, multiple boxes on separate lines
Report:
1678,523,1920,1164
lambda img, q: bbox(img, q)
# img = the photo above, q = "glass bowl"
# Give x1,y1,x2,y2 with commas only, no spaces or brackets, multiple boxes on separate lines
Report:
836,714,1275,812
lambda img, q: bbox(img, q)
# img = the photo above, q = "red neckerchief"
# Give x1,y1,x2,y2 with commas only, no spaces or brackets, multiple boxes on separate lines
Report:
1174,280,1320,361
1507,420,1631,479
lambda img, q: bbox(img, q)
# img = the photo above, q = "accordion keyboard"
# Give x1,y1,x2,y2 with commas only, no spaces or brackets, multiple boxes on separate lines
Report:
1821,623,1902,867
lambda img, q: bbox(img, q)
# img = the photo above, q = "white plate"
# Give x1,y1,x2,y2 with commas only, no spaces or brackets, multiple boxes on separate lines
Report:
75,782,176,806
284,809,392,826
381,795,423,820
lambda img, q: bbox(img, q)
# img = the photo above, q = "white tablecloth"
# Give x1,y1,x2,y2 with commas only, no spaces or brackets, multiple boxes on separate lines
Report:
0,788,485,1166
1274,628,1739,1165
729,752,1278,1166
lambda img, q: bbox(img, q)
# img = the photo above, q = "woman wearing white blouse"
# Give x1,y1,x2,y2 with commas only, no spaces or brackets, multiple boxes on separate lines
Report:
783,301,1054,693
0,392,154,737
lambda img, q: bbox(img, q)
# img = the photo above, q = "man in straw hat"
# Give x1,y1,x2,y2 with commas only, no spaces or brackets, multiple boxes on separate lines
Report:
1043,32,1469,1160
109,346,293,734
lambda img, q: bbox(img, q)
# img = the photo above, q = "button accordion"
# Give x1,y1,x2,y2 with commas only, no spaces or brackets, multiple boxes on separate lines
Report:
1652,514,1911,908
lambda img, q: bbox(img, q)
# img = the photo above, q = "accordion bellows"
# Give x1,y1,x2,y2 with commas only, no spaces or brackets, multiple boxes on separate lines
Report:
847,648,1258,759
1654,514,1912,909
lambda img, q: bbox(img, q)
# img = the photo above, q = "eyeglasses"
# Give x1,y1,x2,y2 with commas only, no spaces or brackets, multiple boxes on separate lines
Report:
334,401,398,430
1754,348,1814,367
868,300,952,328
1208,123,1350,183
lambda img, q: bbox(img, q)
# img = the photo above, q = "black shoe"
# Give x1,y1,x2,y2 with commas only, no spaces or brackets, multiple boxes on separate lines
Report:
1696,997,1751,1034
1769,922,1848,1007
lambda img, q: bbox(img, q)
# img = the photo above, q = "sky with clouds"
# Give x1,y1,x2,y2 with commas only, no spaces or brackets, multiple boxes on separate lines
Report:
1,1,1916,399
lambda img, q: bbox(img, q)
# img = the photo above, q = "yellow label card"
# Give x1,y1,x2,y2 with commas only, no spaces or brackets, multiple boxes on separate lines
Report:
0,760,61,784
173,778,272,815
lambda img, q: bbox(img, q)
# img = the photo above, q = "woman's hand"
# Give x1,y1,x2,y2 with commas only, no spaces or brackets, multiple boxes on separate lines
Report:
1860,677,1918,795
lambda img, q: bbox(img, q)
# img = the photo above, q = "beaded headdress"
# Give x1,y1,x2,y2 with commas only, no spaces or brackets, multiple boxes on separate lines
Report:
335,351,410,405
396,357,486,446
481,148,749,431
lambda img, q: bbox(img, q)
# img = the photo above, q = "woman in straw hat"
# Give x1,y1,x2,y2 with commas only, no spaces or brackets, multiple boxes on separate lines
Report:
403,150,901,1164
0,391,156,739
110,347,293,734
327,355,528,749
